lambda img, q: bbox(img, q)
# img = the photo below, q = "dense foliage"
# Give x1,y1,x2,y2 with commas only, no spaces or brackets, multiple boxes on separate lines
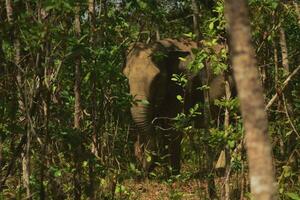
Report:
0,0,299,199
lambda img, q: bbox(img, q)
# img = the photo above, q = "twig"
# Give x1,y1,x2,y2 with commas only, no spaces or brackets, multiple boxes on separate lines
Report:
0,134,27,190
151,117,174,131
258,50,300,68
277,148,298,184
221,139,244,189
282,94,300,139
265,65,300,110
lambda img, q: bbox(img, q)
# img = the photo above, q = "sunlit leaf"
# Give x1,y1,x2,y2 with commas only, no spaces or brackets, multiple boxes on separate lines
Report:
286,192,300,200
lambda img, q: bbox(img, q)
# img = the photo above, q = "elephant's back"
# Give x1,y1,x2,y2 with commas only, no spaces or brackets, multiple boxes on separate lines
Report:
157,38,197,53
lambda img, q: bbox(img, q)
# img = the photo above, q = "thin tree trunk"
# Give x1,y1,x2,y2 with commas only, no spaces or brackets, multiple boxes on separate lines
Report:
273,38,286,156
74,4,82,200
191,0,201,41
279,25,292,111
191,1,217,198
89,0,98,158
39,98,48,200
21,132,31,199
74,7,82,130
224,72,231,200
0,143,2,191
37,3,49,198
273,41,279,90
155,28,160,41
0,39,4,193
279,25,295,152
225,0,276,199
279,26,289,73
0,139,2,186
88,0,96,199
6,1,31,199
293,1,300,26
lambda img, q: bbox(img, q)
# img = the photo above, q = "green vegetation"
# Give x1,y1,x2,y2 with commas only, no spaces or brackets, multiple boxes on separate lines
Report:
0,0,299,199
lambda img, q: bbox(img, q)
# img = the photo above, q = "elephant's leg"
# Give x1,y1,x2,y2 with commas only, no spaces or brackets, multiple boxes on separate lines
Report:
162,130,182,175
159,131,171,169
134,134,143,166
142,134,157,173
168,131,182,175
135,133,157,175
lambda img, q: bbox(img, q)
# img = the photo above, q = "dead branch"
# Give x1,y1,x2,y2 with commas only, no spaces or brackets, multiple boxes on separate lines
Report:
266,65,300,110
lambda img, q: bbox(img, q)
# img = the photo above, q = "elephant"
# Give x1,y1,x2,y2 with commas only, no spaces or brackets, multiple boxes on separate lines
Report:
123,38,234,175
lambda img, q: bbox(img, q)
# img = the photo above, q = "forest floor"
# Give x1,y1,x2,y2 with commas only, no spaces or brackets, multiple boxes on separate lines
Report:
122,178,208,200
114,165,246,200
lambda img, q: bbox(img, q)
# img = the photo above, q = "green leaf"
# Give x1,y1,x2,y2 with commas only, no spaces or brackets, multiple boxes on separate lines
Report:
100,178,106,186
146,155,152,162
228,140,235,148
279,187,284,194
197,85,210,91
209,21,214,30
176,95,183,102
54,170,62,177
286,192,300,200
183,32,194,38
140,99,150,105
270,2,278,10
83,72,91,83
178,57,187,62
83,161,88,168
285,130,293,137
137,0,148,9
129,163,136,170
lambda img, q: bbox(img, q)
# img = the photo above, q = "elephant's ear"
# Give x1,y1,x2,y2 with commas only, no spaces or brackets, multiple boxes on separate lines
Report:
166,50,191,73
151,50,169,65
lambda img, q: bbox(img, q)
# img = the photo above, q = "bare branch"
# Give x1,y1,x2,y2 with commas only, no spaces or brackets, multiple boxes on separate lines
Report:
266,65,300,110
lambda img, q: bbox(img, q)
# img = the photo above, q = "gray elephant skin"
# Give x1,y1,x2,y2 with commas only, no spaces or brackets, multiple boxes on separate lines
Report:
123,38,233,175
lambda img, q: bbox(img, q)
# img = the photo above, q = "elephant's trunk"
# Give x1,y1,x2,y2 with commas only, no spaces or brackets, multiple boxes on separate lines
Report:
131,104,153,133
131,103,158,172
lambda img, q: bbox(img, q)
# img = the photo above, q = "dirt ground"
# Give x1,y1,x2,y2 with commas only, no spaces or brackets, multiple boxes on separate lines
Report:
122,178,208,200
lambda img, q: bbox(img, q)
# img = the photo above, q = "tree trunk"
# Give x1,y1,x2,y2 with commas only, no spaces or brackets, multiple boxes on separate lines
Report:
6,1,31,199
224,72,231,200
225,0,276,199
191,0,201,41
74,4,82,200
279,26,289,73
0,39,4,193
191,1,217,198
279,25,296,152
273,40,279,90
293,1,300,26
88,0,96,199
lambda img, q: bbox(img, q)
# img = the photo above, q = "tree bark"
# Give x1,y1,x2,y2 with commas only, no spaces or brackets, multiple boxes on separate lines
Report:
225,0,276,199
0,39,4,193
191,1,217,198
279,26,289,73
88,0,96,199
6,1,31,199
74,7,82,130
273,40,279,90
278,24,295,152
293,1,300,26
74,4,82,200
191,0,202,41
224,72,231,200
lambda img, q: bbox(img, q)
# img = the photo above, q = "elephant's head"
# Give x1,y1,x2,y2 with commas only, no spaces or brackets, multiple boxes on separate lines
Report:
123,39,196,132
123,43,165,133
